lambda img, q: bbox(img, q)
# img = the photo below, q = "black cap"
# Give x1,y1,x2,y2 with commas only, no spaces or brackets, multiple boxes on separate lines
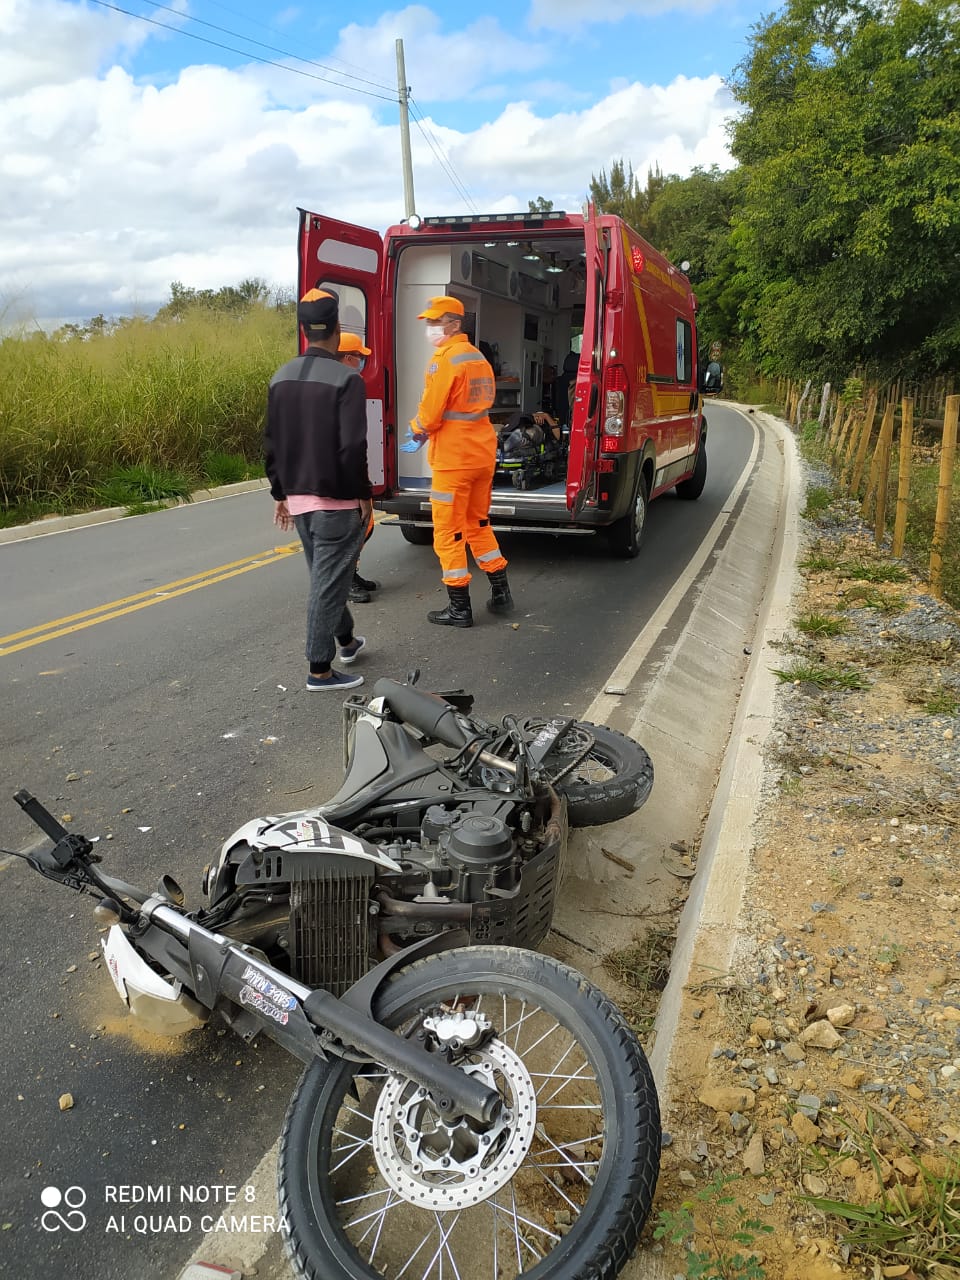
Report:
298,288,339,334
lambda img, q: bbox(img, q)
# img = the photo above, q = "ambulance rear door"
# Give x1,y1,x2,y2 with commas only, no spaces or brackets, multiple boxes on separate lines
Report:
297,209,390,495
566,207,607,516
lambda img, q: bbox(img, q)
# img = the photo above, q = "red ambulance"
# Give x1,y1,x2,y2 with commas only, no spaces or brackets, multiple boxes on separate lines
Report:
298,205,716,557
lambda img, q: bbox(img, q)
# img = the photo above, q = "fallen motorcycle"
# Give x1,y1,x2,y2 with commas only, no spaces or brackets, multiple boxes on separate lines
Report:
200,674,654,993
11,676,660,1279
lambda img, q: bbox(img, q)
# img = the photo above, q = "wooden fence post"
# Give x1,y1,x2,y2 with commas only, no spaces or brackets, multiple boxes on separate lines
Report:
828,399,849,452
794,378,813,426
818,382,832,428
849,389,880,496
835,408,856,466
929,394,959,598
861,399,894,520
892,397,914,559
873,403,896,546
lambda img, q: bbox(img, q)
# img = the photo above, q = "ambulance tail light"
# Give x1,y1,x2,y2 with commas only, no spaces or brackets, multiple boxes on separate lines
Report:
602,365,627,447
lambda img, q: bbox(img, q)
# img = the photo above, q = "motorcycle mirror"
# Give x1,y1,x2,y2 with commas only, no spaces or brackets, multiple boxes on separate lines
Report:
158,874,185,907
94,897,123,926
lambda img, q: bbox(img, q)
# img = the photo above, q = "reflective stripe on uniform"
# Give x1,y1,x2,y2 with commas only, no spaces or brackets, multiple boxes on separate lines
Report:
450,352,487,365
476,547,501,564
430,489,454,503
444,566,470,580
443,409,488,422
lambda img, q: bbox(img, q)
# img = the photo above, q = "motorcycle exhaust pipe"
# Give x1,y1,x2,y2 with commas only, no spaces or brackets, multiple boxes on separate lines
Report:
147,900,502,1125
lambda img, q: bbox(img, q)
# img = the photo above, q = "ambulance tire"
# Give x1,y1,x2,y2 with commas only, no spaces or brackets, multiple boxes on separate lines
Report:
676,438,707,500
399,523,434,546
608,473,648,559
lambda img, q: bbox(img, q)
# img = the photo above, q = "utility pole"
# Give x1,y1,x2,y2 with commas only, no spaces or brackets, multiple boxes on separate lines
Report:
395,38,417,219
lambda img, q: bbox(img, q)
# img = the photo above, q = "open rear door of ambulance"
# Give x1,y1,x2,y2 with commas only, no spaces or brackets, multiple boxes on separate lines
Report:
566,206,607,518
297,210,390,495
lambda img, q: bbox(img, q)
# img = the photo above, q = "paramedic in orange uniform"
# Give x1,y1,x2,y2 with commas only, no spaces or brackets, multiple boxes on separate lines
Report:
403,296,514,627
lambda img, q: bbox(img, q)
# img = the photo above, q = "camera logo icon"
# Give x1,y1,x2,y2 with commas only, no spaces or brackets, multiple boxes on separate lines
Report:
40,1186,87,1232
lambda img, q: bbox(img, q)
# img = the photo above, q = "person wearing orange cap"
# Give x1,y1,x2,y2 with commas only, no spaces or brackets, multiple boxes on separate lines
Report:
264,289,373,691
338,331,379,605
405,295,514,627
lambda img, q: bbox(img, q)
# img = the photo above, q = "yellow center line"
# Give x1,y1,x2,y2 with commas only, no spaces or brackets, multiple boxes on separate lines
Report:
0,543,300,657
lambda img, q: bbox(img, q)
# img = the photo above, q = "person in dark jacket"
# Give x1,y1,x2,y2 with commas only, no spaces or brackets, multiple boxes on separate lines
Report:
264,289,373,691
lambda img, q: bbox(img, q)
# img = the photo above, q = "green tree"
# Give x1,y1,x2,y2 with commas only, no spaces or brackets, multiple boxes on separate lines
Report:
155,277,272,321
528,196,554,212
729,0,960,380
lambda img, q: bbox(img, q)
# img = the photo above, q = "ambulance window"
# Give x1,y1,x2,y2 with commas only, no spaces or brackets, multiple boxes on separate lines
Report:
317,279,367,346
676,318,693,384
591,273,603,372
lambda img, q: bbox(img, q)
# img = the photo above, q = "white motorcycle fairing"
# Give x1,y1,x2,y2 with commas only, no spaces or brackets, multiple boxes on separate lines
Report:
102,925,207,1036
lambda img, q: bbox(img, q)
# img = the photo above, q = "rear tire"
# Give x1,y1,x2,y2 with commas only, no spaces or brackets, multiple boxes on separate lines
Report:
607,473,648,559
278,946,661,1280
675,435,707,500
525,720,654,827
400,523,434,546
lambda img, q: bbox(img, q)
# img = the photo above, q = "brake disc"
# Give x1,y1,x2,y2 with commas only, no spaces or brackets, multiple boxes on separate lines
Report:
370,1038,537,1210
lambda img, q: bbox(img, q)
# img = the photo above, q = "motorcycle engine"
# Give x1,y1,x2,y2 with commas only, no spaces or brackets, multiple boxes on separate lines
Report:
373,803,520,905
421,806,516,901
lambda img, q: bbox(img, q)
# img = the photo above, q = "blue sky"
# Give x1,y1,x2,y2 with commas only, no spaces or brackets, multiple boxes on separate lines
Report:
1,0,767,325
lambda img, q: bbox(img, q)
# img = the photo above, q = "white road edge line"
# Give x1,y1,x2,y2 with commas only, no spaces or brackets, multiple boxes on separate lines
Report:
582,420,760,726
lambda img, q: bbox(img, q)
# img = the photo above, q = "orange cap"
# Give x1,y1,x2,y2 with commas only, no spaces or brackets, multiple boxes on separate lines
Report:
417,295,465,320
339,331,372,356
297,288,339,333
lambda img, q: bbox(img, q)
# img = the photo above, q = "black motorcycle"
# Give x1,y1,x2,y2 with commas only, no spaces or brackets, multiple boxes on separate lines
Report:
11,676,660,1280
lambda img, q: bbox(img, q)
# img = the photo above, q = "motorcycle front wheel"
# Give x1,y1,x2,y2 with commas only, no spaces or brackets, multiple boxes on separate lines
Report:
279,946,660,1280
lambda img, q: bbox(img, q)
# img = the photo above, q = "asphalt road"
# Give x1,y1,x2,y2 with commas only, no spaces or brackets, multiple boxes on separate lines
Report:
0,404,755,1279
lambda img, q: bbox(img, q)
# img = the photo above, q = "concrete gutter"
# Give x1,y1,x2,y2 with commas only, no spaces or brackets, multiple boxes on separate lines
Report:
647,412,801,1106
0,478,270,546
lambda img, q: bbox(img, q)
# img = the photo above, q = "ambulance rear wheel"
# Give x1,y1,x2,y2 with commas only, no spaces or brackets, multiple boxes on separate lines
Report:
400,524,434,546
608,474,648,559
676,438,707,500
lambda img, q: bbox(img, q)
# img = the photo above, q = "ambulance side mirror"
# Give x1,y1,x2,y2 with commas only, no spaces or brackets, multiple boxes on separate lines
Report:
700,361,723,396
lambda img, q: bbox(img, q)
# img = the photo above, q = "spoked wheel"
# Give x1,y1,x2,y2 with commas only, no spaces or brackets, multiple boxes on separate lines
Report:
279,947,661,1280
521,720,654,827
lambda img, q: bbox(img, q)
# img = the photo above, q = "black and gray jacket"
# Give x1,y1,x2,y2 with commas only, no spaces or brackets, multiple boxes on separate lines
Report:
264,348,372,502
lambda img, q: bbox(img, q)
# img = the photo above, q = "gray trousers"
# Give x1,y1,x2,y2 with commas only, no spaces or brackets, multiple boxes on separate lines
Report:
294,508,366,670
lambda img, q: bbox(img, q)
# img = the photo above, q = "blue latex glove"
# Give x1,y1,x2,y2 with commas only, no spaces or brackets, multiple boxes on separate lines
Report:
400,427,427,454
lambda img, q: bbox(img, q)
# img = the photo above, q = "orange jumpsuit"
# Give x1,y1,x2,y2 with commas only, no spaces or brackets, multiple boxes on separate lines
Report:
411,333,508,586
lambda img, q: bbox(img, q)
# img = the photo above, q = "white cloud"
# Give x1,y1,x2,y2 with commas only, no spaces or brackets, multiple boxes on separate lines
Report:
0,0,146,94
331,6,551,104
0,1,735,325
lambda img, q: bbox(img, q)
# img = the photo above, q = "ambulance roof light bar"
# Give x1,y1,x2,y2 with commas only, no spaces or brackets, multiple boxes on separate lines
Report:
420,212,568,227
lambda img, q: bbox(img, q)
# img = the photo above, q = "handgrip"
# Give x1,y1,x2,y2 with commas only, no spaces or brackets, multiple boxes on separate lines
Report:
14,790,70,843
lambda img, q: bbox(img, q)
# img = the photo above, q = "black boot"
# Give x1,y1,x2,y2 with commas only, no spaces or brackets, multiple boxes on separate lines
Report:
485,568,514,614
348,569,378,604
428,585,473,628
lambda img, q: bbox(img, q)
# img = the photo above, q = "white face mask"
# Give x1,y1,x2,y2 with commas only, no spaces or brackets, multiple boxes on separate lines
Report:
425,323,447,347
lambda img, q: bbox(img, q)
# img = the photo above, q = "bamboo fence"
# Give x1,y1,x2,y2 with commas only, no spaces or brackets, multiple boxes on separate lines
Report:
781,375,959,603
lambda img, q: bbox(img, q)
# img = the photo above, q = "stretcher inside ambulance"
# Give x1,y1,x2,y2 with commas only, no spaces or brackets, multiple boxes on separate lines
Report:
298,208,713,559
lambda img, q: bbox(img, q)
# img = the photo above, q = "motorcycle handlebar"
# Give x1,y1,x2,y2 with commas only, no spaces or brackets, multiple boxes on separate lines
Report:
372,679,473,750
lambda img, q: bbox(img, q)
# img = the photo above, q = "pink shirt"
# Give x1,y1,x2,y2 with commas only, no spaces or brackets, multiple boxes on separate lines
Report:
286,495,360,515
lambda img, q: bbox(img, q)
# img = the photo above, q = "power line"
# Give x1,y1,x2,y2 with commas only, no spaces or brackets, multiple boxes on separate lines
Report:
87,0,398,101
89,2,484,210
409,96,479,213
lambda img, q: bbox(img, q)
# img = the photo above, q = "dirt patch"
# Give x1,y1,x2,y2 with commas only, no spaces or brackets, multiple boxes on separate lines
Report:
644,504,960,1277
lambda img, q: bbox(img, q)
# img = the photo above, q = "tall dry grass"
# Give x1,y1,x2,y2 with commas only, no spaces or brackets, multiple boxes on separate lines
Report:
0,308,294,518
